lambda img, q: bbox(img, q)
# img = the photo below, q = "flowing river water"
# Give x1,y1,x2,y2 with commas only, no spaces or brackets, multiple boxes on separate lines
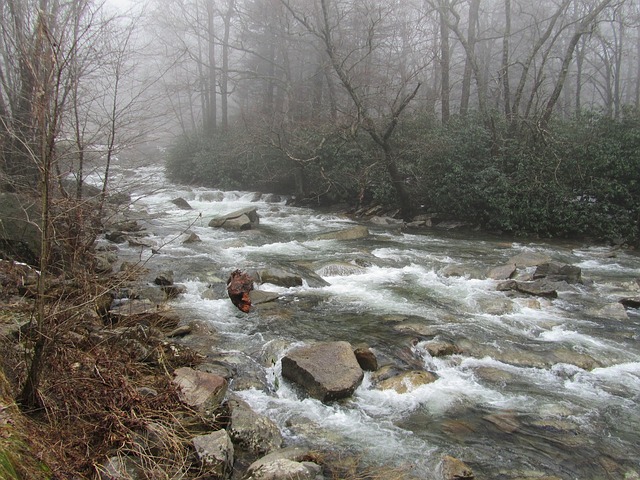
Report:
101,163,640,479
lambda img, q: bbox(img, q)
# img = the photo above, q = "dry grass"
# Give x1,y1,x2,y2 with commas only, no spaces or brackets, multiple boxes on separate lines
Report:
0,259,221,479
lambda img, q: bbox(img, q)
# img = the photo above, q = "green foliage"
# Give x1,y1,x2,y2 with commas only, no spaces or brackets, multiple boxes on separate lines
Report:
403,111,640,243
165,110,640,244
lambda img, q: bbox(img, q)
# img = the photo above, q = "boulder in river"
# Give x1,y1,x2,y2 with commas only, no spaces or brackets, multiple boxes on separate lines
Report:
171,197,193,210
315,225,370,241
507,252,553,268
257,268,303,288
533,262,582,284
209,207,259,230
281,341,364,401
497,279,559,298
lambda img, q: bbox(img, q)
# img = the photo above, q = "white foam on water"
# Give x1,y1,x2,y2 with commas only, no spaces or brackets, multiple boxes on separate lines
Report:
238,381,437,472
227,240,312,258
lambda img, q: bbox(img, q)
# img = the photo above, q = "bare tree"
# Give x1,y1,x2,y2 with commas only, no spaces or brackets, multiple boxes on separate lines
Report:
281,0,422,217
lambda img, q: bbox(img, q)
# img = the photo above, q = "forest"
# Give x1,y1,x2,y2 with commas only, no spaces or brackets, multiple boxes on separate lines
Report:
1,0,639,244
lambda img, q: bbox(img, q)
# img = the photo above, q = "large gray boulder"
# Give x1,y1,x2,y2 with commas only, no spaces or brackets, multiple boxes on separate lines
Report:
507,252,552,268
257,268,303,288
281,341,364,401
533,262,582,284
439,455,475,480
209,207,259,230
376,370,437,394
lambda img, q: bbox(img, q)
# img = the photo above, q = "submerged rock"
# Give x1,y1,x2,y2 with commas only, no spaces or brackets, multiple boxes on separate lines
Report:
376,370,437,393
171,197,193,210
209,207,260,230
507,252,553,268
439,455,475,480
487,263,516,280
281,341,364,401
354,347,378,371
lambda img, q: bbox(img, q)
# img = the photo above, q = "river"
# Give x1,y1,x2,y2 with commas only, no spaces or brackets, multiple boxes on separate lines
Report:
101,163,640,479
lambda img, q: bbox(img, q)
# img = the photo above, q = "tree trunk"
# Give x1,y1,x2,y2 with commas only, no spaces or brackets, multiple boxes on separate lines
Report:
206,0,217,134
439,0,450,124
541,0,613,129
501,0,511,118
460,0,479,117
221,0,234,131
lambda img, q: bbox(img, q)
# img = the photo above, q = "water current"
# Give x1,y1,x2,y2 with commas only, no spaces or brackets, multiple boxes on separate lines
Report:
100,163,640,479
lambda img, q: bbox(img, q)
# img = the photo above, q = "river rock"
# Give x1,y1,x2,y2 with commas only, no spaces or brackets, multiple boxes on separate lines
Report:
424,341,462,357
163,283,187,299
257,268,303,288
377,370,437,393
245,447,322,480
192,430,234,479
281,341,364,401
369,215,403,227
228,396,283,455
440,264,483,279
507,252,553,268
209,207,259,230
94,252,115,274
172,367,227,415
590,302,629,321
515,279,559,298
250,290,280,305
552,349,600,370
315,225,370,241
154,271,174,286
487,263,516,280
619,297,640,309
128,237,156,249
181,231,201,244
354,347,378,371
439,455,475,480
533,262,582,284
171,197,193,209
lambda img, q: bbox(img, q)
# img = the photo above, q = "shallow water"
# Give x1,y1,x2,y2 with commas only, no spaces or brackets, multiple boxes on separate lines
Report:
100,164,640,479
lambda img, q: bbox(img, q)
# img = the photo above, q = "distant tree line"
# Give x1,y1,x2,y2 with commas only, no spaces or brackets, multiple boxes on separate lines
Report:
159,0,640,244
